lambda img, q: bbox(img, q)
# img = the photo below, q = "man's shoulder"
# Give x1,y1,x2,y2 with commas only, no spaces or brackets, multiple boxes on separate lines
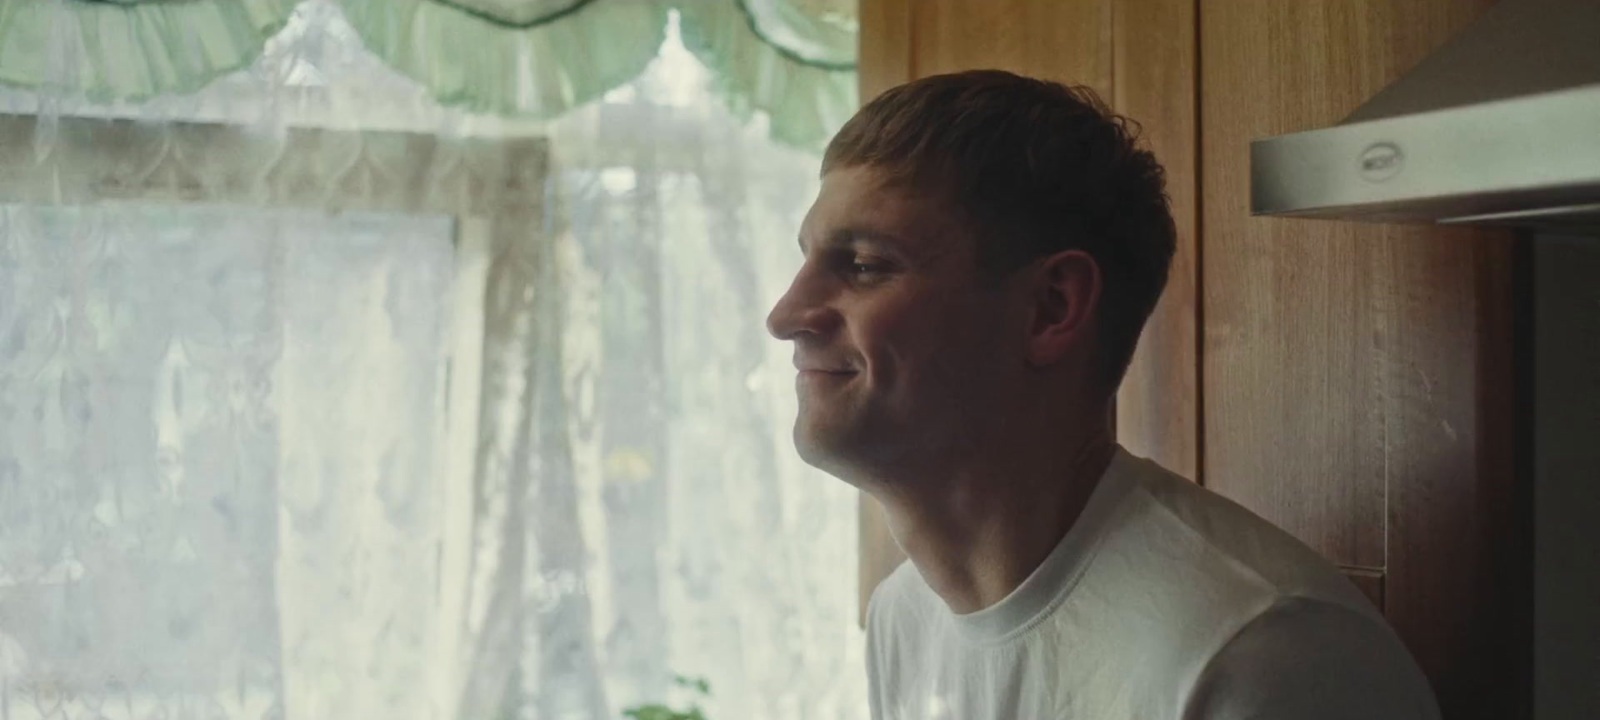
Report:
1186,597,1441,718
1053,451,1386,679
1110,452,1372,609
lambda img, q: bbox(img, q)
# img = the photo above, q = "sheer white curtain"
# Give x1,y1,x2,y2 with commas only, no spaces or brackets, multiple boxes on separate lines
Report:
0,203,462,720
0,3,864,719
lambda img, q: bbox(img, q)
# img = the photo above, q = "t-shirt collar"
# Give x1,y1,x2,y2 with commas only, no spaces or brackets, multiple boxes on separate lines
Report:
941,445,1141,645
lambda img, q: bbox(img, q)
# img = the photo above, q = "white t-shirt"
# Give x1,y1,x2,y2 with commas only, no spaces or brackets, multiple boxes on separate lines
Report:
865,448,1441,720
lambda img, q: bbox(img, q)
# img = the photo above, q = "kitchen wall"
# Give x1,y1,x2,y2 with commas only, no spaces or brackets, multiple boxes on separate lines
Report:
1533,234,1600,719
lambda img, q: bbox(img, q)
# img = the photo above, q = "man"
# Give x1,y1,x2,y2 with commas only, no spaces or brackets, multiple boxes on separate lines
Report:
766,70,1440,719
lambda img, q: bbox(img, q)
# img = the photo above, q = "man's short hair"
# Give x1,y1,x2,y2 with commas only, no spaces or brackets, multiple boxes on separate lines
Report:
822,69,1176,391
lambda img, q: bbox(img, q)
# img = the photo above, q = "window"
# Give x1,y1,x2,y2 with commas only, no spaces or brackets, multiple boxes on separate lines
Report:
0,7,864,718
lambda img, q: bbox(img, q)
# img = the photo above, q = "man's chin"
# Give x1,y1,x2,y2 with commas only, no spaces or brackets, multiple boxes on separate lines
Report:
792,420,878,484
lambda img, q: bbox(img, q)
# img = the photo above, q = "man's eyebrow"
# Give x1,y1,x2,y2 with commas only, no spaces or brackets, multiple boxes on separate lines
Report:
799,228,903,253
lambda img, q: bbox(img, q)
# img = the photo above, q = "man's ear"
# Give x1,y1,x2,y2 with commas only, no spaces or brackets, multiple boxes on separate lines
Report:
1025,249,1101,367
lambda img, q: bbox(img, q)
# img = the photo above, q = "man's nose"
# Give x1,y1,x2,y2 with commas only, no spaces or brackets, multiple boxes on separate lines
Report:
766,269,838,341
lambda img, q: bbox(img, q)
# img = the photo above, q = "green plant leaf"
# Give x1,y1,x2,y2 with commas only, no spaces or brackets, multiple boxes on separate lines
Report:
629,672,715,719
622,704,677,720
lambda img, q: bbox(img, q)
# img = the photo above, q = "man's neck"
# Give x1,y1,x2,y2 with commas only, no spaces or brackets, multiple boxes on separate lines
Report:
874,428,1117,615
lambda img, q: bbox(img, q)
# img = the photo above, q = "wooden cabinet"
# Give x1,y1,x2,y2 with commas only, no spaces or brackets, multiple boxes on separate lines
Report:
857,0,1529,715
1200,3,1523,717
1108,0,1201,484
910,0,1112,95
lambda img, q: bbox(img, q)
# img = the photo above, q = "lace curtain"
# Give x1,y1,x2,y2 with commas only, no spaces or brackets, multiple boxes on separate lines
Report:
0,3,865,719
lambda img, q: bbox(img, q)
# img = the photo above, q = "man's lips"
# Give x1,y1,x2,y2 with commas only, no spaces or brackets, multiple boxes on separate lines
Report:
793,354,857,375
795,366,858,382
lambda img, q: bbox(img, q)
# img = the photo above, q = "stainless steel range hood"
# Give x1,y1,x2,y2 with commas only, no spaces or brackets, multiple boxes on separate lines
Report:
1250,0,1600,227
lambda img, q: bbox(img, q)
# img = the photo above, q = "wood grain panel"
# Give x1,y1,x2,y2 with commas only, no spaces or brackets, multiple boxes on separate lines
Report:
1111,0,1199,482
857,0,912,102
1200,0,1522,715
1199,0,1498,573
1381,226,1524,718
911,0,1112,98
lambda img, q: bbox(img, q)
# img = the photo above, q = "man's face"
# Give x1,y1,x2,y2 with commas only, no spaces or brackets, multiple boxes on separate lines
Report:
766,165,1030,480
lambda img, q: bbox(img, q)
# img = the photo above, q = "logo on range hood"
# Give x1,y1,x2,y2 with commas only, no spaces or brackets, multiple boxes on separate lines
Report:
1358,143,1403,184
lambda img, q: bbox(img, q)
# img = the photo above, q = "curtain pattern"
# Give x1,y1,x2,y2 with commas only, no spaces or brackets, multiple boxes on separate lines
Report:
0,202,462,720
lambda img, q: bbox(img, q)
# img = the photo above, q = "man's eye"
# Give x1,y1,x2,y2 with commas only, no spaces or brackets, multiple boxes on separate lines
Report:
848,258,892,276
825,252,893,283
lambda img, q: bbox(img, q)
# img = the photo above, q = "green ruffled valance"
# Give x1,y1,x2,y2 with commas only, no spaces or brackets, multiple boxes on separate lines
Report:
0,0,301,101
0,0,856,148
338,0,669,122
680,0,856,148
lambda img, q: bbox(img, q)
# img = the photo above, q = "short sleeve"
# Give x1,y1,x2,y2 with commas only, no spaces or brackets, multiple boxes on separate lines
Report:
1183,598,1442,720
